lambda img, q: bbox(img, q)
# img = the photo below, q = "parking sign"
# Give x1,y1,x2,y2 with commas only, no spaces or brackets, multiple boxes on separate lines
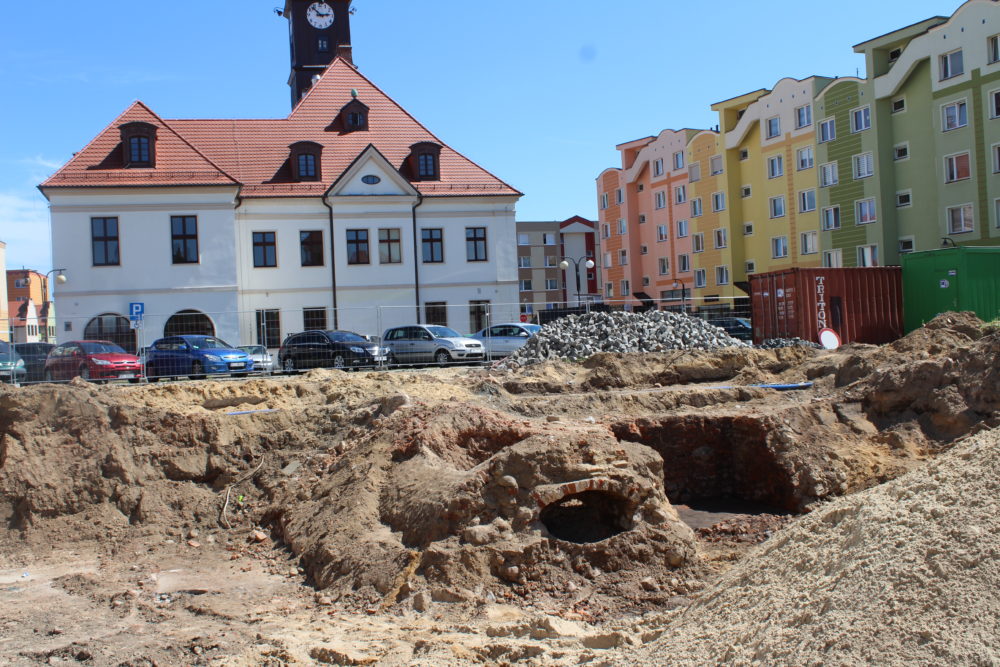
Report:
129,302,145,321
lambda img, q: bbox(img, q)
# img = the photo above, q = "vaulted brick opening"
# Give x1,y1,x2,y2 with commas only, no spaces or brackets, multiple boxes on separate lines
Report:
539,490,633,544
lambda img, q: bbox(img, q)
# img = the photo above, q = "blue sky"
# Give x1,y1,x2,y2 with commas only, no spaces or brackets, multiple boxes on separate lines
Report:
0,0,953,274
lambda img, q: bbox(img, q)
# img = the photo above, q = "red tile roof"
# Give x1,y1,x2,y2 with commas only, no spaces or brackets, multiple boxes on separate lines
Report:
41,59,520,199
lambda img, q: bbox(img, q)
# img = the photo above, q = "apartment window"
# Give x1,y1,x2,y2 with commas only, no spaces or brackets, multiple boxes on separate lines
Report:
858,244,879,267
767,155,784,179
303,307,327,332
657,224,668,241
379,228,402,264
691,198,703,217
600,193,609,209
715,265,730,286
422,228,443,263
425,302,448,326
994,144,1000,172
743,222,754,236
91,217,120,266
255,309,281,348
639,214,647,224
801,230,819,255
542,232,556,246
823,249,843,268
942,100,968,131
673,151,685,169
678,254,691,272
297,153,317,180
896,191,913,208
252,231,277,267
821,206,841,231
739,148,749,161
765,116,780,139
466,227,487,261
745,260,756,274
677,219,689,237
856,198,877,224
947,204,974,234
601,224,611,239
688,163,702,182
893,143,910,161
620,279,630,297
692,232,705,253
853,152,874,179
618,249,628,265
615,188,624,204
642,276,650,287
795,104,812,129
694,269,707,288
545,255,558,267
819,162,839,187
128,136,151,165
655,191,666,209
892,97,906,114
797,146,814,170
658,257,669,275
300,230,324,266
945,152,971,182
653,158,664,177
519,279,533,292
819,118,836,143
851,106,871,132
546,279,559,290
991,90,1000,118
769,196,786,219
772,236,789,258
518,255,531,268
741,185,752,198
799,189,816,213
517,233,531,246
940,49,964,80
346,229,370,264
675,185,687,203
990,35,1000,64
888,47,902,63
170,215,198,264
899,238,916,254
710,155,723,175
713,228,727,249
712,192,726,212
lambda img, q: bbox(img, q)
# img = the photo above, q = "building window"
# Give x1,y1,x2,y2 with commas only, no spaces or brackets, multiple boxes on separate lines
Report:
170,216,199,264
850,106,871,132
856,198,877,224
421,302,446,327
989,35,1000,64
640,244,648,255
742,185,752,198
289,141,323,181
797,146,814,170
858,244,879,267
543,232,557,245
129,136,150,165
119,121,157,168
673,151,685,169
853,152,874,179
653,158,664,176
694,269,706,288
688,163,701,182
940,49,964,80
678,254,691,272
765,116,780,139
519,279,533,292
418,154,436,178
991,90,1000,119
896,191,913,208
655,191,666,209
942,100,968,131
994,144,1000,172
819,162,839,187
691,198,703,217
600,193,609,209
744,222,754,236
603,252,612,268
899,238,916,254
769,196,786,219
422,228,443,263
945,152,971,182
303,307,328,331
517,233,530,245
613,188,623,204
767,155,783,179
346,229,370,264
772,236,789,258
466,227,487,261
255,309,281,348
318,37,330,52
799,189,816,213
892,97,906,114
819,118,836,143
711,192,725,212
658,257,669,275
617,219,626,235
947,204,974,234
642,276,650,287
620,279,630,296
298,153,317,179
638,214,646,224
91,217,120,266
657,224,668,241
715,265,729,286
739,148,749,161
713,228,727,249
823,249,843,268
300,230,324,266
894,143,910,161
379,228,402,264
821,206,841,231
253,231,277,267
801,230,818,255
710,155,723,175
692,233,705,253
546,279,558,290
518,255,532,269
795,104,813,129
618,249,628,265
601,224,610,239
745,260,756,274
889,47,902,63
677,219,689,238
674,185,687,203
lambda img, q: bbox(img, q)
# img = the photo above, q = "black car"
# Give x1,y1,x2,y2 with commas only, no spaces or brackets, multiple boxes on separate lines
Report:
278,330,387,372
13,342,54,382
715,317,753,342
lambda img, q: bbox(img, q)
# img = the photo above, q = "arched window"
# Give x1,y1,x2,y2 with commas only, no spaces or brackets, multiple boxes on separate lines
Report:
164,310,215,338
84,313,137,354
407,141,442,182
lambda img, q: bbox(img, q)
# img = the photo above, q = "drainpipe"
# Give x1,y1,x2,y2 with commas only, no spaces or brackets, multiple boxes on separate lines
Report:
322,194,339,329
411,193,425,322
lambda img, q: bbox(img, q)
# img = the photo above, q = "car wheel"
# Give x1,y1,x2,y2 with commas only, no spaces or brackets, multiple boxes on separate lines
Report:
80,365,91,381
435,349,451,366
283,357,297,374
332,354,346,369
191,361,205,380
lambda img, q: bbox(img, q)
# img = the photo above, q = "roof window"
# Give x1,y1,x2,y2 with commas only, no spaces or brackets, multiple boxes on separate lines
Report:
407,141,442,182
119,121,157,168
289,141,323,182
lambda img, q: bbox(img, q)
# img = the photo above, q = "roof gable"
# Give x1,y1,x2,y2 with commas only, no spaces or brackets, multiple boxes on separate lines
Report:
328,144,419,197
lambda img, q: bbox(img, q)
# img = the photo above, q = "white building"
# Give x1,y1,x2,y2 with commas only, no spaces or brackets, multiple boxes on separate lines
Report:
40,56,521,351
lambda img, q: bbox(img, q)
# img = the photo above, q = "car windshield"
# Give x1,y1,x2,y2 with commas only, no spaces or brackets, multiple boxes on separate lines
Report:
328,332,367,343
0,341,13,357
80,342,127,355
426,326,462,339
189,337,233,350
523,324,541,334
735,318,751,327
239,345,267,355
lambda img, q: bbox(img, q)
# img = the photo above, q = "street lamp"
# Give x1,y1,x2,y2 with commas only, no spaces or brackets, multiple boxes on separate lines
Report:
45,268,68,286
559,257,596,308
26,269,66,343
673,280,687,314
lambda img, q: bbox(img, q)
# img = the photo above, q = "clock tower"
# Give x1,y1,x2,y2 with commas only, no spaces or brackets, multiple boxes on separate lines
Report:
284,0,354,107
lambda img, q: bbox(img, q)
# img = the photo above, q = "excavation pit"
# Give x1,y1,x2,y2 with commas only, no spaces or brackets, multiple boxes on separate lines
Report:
539,490,633,544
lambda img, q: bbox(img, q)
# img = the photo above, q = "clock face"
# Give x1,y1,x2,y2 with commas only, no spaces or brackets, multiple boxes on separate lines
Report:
306,2,335,29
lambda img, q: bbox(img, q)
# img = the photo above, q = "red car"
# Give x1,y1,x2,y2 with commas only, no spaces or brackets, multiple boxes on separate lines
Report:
43,340,143,383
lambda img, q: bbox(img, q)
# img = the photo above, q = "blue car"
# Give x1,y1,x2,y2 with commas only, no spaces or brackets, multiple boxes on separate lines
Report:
145,335,253,381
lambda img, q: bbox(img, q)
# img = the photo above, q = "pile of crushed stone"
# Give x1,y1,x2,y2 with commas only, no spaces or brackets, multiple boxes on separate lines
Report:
502,311,746,367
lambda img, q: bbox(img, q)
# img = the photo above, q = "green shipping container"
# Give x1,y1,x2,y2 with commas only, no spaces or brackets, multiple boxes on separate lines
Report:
901,246,1000,332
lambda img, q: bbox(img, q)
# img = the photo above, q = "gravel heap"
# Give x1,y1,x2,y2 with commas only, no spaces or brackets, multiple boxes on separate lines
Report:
502,310,747,366
758,337,823,350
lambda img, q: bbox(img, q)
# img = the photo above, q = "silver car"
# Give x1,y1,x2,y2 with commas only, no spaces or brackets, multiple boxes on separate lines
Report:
382,325,485,365
238,345,274,374
471,322,541,359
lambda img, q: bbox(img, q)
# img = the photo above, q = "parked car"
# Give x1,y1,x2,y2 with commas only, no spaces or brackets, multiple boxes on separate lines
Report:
278,330,386,372
13,342,54,382
715,317,753,342
238,345,274,374
0,341,27,384
145,335,253,381
471,322,541,359
382,325,485,366
43,340,143,383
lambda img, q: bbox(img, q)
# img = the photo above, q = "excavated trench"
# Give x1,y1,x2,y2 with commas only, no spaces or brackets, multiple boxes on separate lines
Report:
538,490,634,544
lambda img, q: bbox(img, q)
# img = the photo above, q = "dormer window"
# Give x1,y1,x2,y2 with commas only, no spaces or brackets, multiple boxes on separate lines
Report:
347,111,365,129
119,121,157,168
289,141,323,182
408,141,442,182
336,98,369,133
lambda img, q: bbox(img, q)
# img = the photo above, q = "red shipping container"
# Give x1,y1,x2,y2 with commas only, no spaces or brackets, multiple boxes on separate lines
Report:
748,267,903,346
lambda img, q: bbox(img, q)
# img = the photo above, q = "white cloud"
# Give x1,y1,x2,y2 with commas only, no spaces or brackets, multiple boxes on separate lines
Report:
0,189,52,272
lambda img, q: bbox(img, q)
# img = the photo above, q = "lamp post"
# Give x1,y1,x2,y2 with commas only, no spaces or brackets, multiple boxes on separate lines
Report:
559,257,595,308
28,269,66,343
673,280,687,314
